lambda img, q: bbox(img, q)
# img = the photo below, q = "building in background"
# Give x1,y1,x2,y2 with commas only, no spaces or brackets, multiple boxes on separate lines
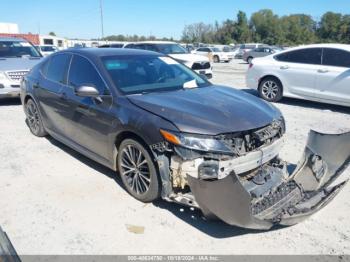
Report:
0,22,40,45
39,35,67,49
0,22,123,49
0,23,19,34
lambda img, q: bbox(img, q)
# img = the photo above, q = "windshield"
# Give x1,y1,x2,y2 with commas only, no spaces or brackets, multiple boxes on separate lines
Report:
155,44,188,54
102,55,210,95
212,48,221,52
0,41,42,58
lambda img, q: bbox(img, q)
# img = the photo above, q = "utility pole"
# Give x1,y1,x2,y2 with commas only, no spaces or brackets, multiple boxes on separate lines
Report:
99,0,104,40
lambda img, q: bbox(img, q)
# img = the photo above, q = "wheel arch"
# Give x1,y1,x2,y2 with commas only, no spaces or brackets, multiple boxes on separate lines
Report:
113,130,154,171
24,94,35,105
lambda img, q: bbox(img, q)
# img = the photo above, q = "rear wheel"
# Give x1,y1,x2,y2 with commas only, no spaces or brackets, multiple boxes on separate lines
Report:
258,77,283,102
25,99,47,137
117,139,161,202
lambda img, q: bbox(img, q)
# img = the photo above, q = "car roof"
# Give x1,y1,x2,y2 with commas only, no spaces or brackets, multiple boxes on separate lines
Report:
59,47,161,58
278,43,350,53
0,37,27,42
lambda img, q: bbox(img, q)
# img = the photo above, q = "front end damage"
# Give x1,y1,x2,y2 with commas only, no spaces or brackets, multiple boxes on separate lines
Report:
152,123,350,230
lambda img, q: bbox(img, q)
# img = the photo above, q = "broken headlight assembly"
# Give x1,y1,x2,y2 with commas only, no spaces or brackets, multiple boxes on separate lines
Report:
160,129,232,154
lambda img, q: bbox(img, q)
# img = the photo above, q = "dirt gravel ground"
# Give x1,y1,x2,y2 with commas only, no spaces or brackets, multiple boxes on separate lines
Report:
0,60,350,255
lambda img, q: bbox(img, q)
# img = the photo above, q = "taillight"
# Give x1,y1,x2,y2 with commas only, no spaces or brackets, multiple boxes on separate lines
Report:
249,63,254,69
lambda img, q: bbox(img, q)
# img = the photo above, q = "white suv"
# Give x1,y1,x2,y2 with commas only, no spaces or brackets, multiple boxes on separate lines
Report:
124,41,213,79
192,47,232,63
246,44,350,107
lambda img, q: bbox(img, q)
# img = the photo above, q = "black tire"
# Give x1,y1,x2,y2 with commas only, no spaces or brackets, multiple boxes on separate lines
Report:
247,57,253,64
117,139,161,202
213,55,220,63
25,99,47,137
258,77,283,102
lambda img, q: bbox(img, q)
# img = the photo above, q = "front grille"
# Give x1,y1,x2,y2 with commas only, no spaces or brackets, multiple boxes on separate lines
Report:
192,62,210,70
6,71,29,82
251,181,301,218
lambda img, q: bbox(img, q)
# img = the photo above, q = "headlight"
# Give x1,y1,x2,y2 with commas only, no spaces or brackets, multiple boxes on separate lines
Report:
160,129,232,154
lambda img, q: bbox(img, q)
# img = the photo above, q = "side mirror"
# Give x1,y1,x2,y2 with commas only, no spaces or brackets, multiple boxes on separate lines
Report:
75,85,100,97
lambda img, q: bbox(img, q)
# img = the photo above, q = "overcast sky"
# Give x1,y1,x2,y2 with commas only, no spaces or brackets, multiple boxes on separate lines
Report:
2,0,350,39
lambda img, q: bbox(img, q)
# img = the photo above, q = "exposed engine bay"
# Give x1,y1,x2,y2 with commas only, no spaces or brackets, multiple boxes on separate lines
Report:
151,120,350,229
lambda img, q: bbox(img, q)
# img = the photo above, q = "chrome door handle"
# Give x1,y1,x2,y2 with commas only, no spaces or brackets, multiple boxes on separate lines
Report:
317,69,329,73
280,65,289,70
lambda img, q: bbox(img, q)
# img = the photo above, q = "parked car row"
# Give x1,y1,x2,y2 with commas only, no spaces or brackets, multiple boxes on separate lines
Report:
99,41,213,79
191,47,233,63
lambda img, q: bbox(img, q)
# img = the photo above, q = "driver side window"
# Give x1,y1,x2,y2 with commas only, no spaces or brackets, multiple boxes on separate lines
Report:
68,55,109,95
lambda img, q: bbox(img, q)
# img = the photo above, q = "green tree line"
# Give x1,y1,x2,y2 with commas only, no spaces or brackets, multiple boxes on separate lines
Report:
182,9,350,45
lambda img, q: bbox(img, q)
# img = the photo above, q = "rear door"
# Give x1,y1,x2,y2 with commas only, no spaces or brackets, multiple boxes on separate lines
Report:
63,54,114,160
36,53,72,136
274,48,322,97
314,48,350,105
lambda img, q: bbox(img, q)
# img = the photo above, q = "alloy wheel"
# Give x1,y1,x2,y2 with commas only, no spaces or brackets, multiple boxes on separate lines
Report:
261,80,279,100
26,101,41,134
120,144,151,195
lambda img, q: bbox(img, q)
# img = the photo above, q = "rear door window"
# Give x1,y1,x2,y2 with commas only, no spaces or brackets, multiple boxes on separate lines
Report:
275,48,322,65
45,54,71,84
131,44,146,50
143,44,159,52
68,55,109,95
322,48,350,68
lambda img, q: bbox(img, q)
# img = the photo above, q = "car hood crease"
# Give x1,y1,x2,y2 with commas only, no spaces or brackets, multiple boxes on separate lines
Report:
127,85,281,135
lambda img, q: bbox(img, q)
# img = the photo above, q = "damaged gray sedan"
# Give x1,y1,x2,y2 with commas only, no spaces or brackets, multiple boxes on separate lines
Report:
21,48,350,230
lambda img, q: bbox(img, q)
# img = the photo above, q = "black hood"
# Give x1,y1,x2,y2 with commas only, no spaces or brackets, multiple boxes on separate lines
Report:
127,86,282,135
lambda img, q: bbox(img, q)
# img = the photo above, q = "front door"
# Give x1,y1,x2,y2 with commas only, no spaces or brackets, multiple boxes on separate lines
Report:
274,48,322,98
64,54,114,160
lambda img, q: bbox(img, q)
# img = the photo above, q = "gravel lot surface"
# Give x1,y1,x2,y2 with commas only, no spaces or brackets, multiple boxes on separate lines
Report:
0,59,349,255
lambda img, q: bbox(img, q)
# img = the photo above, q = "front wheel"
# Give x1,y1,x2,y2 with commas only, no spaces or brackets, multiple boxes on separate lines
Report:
117,139,161,202
258,77,283,102
25,99,47,137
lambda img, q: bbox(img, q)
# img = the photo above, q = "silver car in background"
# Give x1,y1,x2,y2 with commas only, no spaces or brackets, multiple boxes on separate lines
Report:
0,38,42,98
243,46,282,64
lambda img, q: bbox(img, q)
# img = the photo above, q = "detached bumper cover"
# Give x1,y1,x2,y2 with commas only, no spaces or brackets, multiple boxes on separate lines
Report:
187,130,350,229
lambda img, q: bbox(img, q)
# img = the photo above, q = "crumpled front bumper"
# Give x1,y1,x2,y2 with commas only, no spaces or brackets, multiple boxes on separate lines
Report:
187,130,350,230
